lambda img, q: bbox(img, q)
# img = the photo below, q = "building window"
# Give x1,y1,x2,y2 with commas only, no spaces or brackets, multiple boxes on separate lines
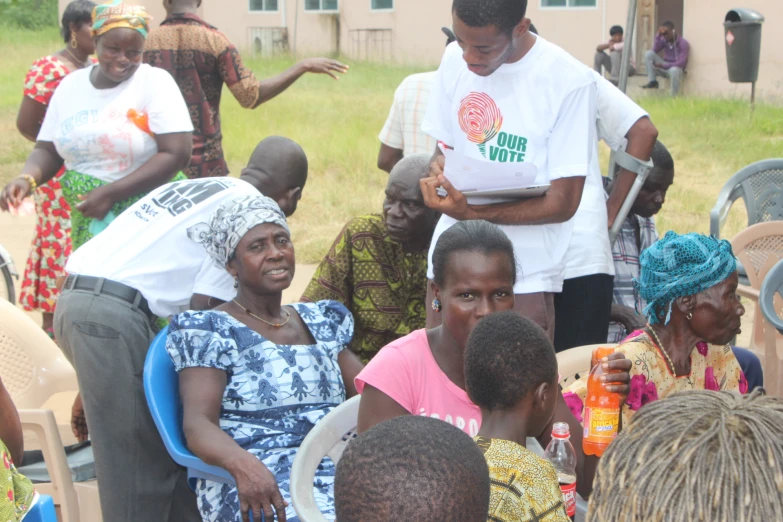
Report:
249,0,278,11
541,0,596,7
371,0,393,9
305,0,339,11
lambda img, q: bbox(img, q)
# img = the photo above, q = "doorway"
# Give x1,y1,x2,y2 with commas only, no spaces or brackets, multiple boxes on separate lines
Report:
636,0,684,74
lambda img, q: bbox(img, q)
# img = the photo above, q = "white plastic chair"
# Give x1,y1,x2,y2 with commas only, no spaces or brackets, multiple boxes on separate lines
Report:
290,395,360,522
0,299,102,522
730,222,783,396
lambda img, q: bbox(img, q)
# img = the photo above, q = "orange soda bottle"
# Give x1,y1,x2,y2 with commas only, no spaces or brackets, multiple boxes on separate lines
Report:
582,346,621,457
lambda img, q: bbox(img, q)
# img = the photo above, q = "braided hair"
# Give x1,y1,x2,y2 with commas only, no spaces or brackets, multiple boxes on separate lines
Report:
588,389,783,522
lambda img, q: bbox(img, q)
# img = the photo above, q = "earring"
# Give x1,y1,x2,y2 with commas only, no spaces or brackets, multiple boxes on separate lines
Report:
71,33,78,49
686,312,693,320
233,278,239,289
431,298,441,312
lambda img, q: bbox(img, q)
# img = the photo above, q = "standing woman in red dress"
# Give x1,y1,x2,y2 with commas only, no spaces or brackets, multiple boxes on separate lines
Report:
15,0,96,339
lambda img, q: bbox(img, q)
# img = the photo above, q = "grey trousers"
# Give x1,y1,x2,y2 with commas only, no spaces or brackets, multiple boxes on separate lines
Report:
593,50,636,81
54,286,200,522
645,49,683,95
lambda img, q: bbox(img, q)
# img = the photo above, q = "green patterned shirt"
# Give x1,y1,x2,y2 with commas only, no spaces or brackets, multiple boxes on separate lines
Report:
1,439,35,521
301,214,429,362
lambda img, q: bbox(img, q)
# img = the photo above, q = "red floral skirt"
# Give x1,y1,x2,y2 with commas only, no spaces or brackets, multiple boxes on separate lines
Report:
18,168,72,313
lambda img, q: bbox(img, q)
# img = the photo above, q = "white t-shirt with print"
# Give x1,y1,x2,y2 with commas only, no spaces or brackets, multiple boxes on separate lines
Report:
422,37,597,294
563,71,650,280
65,178,260,317
38,63,193,183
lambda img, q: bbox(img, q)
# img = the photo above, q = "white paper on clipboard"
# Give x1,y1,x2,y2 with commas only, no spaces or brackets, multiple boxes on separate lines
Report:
438,145,540,204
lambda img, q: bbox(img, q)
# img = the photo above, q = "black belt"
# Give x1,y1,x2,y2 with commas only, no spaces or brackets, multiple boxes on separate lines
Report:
64,275,154,319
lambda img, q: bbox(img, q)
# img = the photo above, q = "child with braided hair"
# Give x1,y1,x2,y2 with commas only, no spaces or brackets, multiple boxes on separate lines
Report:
587,389,783,521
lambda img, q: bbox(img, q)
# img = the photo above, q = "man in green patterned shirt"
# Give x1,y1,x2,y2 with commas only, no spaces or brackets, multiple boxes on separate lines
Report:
301,154,439,362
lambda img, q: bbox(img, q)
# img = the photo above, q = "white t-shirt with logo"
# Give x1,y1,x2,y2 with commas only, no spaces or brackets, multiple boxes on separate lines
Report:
422,37,597,294
65,178,259,317
38,63,193,183
562,71,650,280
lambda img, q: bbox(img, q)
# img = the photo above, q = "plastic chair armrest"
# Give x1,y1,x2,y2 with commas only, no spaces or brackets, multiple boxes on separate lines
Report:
18,409,80,522
737,284,759,301
709,183,743,238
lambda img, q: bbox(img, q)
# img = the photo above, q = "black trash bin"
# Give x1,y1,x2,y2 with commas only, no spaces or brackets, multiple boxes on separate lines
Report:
724,8,765,83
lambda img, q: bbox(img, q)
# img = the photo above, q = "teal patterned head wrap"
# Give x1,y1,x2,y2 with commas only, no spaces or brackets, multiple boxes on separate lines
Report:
634,231,737,324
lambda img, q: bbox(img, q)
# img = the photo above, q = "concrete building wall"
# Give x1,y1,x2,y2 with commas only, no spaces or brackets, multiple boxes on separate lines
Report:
682,0,782,99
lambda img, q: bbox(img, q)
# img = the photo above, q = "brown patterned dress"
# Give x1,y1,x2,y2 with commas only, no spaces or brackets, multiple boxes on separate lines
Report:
143,13,261,179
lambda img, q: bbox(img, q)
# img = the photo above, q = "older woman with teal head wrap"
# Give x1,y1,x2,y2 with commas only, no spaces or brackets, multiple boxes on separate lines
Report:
171,195,364,522
562,231,749,438
0,0,193,255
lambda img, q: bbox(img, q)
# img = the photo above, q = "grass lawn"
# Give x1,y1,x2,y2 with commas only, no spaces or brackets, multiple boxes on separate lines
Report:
1,28,782,264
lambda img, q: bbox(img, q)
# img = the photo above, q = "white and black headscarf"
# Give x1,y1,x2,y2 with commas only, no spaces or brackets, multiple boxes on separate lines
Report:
188,195,289,268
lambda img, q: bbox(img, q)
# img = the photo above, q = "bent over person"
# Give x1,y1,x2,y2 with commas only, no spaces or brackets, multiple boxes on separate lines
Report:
53,136,309,522
302,154,439,362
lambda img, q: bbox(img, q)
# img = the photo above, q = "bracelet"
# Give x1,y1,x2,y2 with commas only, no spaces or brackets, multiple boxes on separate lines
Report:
19,174,37,190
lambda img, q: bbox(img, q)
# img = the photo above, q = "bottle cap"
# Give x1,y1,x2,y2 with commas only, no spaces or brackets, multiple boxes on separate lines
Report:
552,422,570,439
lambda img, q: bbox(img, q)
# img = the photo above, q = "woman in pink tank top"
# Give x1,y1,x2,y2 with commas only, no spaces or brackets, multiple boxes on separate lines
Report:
355,221,632,470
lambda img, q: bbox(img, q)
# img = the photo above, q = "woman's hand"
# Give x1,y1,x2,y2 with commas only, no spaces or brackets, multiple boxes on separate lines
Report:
71,393,89,442
598,352,633,401
232,453,288,522
76,184,115,219
0,178,33,211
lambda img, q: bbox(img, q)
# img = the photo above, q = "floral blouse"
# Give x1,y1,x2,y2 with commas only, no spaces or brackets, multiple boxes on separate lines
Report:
562,330,748,427
166,300,353,522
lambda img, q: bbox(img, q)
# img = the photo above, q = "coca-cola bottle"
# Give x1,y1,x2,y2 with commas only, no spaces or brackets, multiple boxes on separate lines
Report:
544,422,577,521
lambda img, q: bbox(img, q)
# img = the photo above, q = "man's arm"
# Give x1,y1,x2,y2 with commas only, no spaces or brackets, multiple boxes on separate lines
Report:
422,82,594,226
220,44,347,110
377,144,403,173
606,117,658,227
596,40,612,52
421,174,585,225
670,39,690,69
253,58,348,108
652,34,666,53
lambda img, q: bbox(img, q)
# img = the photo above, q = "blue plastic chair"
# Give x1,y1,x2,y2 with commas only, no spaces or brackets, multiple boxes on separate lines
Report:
25,494,57,522
143,327,261,521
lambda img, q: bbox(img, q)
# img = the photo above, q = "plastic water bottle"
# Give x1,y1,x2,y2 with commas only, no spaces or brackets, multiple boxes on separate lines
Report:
544,422,577,521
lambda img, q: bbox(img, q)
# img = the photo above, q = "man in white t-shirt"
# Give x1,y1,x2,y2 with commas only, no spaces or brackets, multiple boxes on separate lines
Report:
53,136,308,522
519,22,658,350
554,71,658,352
420,0,597,339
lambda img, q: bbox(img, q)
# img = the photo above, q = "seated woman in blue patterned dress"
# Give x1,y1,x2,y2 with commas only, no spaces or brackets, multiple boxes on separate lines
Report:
166,195,364,522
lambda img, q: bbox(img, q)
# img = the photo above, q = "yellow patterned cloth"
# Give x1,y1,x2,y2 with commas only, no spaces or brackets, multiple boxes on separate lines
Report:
0,439,35,521
562,330,748,428
301,214,428,363
475,437,569,522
